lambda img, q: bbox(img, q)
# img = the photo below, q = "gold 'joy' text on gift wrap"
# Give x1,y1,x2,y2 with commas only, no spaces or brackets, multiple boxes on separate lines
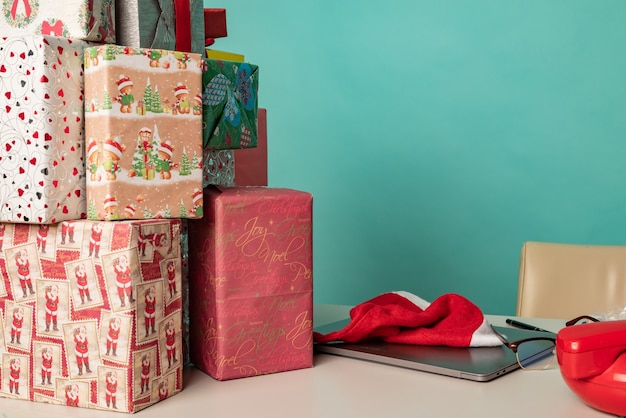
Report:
83,44,203,221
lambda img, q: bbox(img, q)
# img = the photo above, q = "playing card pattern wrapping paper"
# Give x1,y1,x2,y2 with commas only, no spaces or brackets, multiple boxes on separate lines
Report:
0,0,115,43
0,219,183,413
202,58,259,150
0,35,88,224
84,44,203,221
187,186,314,381
115,0,204,55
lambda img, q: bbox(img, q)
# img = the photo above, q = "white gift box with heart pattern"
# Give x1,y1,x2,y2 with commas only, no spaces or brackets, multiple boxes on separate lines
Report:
0,35,87,224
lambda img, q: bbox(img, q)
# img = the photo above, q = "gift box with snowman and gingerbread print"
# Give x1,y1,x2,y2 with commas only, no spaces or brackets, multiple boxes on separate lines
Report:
83,44,203,221
0,219,184,412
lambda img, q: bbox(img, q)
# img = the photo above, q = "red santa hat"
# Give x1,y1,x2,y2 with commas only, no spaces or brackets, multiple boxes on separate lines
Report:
117,74,133,90
314,292,502,347
192,188,203,205
124,204,136,216
139,127,152,135
153,233,165,247
87,140,98,159
103,194,118,210
158,140,173,158
194,93,202,105
104,136,124,158
173,83,188,97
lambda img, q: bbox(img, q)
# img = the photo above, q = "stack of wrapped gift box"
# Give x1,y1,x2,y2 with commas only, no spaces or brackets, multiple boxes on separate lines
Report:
187,9,313,382
0,1,313,413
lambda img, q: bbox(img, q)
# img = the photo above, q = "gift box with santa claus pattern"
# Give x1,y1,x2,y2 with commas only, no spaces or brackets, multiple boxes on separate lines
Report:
0,219,183,412
0,0,115,43
187,186,313,380
0,35,88,224
83,44,203,220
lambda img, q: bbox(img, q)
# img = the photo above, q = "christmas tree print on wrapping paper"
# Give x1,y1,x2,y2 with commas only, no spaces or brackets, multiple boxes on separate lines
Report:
202,60,258,150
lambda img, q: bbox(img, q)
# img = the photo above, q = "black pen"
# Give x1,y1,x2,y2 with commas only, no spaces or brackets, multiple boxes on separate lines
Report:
506,318,552,333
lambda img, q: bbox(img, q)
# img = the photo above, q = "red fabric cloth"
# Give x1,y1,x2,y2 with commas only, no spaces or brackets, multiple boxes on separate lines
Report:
314,292,501,347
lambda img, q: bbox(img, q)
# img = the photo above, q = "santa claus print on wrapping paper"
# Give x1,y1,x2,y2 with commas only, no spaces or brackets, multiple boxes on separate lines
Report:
133,347,157,399
59,220,79,247
4,300,33,350
7,245,40,301
163,259,179,301
159,312,181,371
99,367,126,410
2,353,30,399
113,254,135,308
65,383,80,407
34,342,61,388
99,311,131,363
62,321,101,379
36,280,69,336
65,259,104,312
35,224,49,254
137,282,163,343
55,379,89,408
152,372,175,403
87,222,104,258
74,263,93,305
137,222,172,259
101,250,140,312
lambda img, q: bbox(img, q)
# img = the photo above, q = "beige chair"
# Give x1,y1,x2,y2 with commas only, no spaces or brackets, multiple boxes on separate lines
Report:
516,241,626,319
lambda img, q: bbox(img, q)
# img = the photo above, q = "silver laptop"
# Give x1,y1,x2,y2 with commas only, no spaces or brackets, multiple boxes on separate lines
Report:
314,319,555,382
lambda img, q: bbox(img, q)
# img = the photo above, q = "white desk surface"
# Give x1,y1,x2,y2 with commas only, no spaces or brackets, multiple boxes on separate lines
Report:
0,304,610,418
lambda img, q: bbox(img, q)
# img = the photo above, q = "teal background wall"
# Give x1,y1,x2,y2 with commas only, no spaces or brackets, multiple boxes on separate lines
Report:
206,0,626,314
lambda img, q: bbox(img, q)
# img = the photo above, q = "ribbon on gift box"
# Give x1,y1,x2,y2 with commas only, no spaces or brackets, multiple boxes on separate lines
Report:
174,0,191,53
10,0,32,20
204,8,227,46
116,0,203,54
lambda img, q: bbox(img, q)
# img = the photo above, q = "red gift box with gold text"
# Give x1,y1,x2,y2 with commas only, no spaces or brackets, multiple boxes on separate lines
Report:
0,219,183,412
187,186,313,380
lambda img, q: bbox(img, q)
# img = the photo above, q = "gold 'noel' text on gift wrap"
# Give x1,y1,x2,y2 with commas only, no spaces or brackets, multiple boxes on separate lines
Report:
235,216,310,275
206,215,312,281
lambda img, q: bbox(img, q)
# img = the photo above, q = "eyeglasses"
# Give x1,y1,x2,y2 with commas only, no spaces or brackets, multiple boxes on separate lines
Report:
565,315,600,327
490,325,556,371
